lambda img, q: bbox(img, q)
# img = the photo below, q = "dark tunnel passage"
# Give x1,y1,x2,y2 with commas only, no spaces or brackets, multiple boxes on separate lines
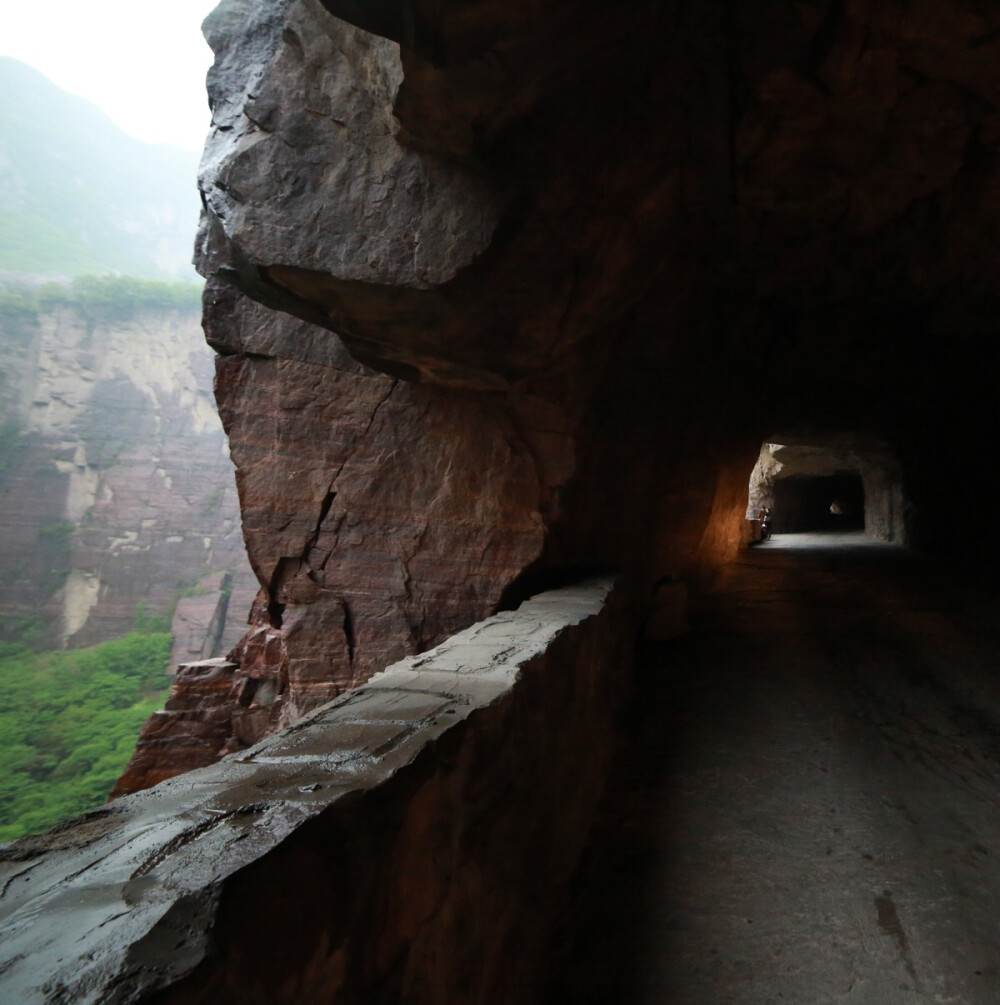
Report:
772,471,865,534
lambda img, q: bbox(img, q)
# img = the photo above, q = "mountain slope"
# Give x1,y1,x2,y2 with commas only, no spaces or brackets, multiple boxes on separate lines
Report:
0,57,201,279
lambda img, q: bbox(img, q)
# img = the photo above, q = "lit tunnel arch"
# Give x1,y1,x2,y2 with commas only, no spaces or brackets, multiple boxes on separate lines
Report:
746,433,909,544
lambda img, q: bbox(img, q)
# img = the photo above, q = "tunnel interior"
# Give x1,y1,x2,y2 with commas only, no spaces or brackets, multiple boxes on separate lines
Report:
126,0,1000,841
746,438,908,546
771,472,865,534
149,0,1000,805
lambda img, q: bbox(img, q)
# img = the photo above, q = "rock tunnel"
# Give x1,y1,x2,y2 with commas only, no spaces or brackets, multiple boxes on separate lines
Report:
747,435,908,540
3,0,1000,1000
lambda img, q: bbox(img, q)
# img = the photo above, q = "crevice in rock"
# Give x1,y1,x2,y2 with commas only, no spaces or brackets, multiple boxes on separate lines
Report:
238,678,260,708
316,489,335,528
302,488,337,573
342,599,356,665
267,596,285,630
361,379,397,437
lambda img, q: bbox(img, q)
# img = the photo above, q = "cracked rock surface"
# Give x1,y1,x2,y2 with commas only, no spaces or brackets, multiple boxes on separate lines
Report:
126,0,1000,789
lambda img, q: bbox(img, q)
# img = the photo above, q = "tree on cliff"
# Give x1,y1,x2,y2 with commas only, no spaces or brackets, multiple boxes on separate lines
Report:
0,632,171,841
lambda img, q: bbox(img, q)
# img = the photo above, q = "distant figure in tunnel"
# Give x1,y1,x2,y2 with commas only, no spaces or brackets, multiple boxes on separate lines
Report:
759,507,772,540
830,500,844,516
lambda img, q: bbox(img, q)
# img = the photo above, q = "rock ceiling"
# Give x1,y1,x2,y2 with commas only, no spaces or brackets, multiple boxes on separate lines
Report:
201,0,1000,387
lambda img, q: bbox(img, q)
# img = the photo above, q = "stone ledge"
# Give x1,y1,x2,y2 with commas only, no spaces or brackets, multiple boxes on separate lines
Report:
0,577,622,1003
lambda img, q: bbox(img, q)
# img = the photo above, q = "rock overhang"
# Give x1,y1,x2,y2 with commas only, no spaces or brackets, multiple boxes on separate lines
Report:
196,0,1000,391
126,0,1000,803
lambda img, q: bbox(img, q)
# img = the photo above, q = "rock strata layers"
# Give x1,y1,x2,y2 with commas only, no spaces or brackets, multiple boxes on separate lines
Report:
0,291,256,650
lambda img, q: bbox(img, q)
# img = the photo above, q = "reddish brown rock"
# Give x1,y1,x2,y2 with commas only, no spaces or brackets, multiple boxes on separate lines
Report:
121,0,1000,793
109,658,240,797
114,290,550,790
216,350,547,704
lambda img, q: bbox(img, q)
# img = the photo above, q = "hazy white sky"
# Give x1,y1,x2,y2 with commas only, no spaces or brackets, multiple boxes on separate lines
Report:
1,0,220,151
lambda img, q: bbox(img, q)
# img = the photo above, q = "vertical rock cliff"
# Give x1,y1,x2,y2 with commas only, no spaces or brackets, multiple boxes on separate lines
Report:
0,282,256,652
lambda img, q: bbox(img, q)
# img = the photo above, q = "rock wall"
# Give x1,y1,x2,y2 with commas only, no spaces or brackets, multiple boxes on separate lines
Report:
0,580,627,1004
117,0,1000,789
114,295,549,789
0,290,256,651
7,0,1000,998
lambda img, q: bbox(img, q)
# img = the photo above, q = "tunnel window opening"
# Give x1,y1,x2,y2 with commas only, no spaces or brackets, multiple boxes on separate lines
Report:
772,472,865,534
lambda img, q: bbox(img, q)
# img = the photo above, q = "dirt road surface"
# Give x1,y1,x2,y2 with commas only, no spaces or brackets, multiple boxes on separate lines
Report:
545,533,1000,1004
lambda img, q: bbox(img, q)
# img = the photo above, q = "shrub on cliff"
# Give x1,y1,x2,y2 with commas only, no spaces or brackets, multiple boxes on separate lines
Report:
36,275,202,322
0,631,171,842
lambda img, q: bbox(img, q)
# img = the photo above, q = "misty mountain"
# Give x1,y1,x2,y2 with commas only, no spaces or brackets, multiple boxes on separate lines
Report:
0,57,201,279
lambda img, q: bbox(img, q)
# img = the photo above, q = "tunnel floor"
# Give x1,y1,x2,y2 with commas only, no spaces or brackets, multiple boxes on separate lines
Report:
543,533,1000,1004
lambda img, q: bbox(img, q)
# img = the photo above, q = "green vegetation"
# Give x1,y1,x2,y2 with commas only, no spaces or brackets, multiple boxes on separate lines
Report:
0,275,202,336
0,632,172,842
0,288,41,326
0,275,203,329
134,601,172,635
37,275,202,321
37,521,75,543
0,616,44,652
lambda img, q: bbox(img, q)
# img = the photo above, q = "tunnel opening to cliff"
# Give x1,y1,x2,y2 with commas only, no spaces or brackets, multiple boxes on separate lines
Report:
11,0,1000,998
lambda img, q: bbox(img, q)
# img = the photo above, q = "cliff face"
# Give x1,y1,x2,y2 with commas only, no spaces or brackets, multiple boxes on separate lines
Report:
119,0,1000,790
0,289,256,652
113,287,548,791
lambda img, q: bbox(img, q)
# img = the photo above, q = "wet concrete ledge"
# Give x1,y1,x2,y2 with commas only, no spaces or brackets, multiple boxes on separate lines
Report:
0,577,627,1003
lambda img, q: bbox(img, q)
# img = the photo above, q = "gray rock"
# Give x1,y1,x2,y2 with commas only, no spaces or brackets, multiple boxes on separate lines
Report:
196,0,500,294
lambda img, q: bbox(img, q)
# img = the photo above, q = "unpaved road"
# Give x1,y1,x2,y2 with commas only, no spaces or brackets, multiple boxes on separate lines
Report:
545,534,1000,1004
